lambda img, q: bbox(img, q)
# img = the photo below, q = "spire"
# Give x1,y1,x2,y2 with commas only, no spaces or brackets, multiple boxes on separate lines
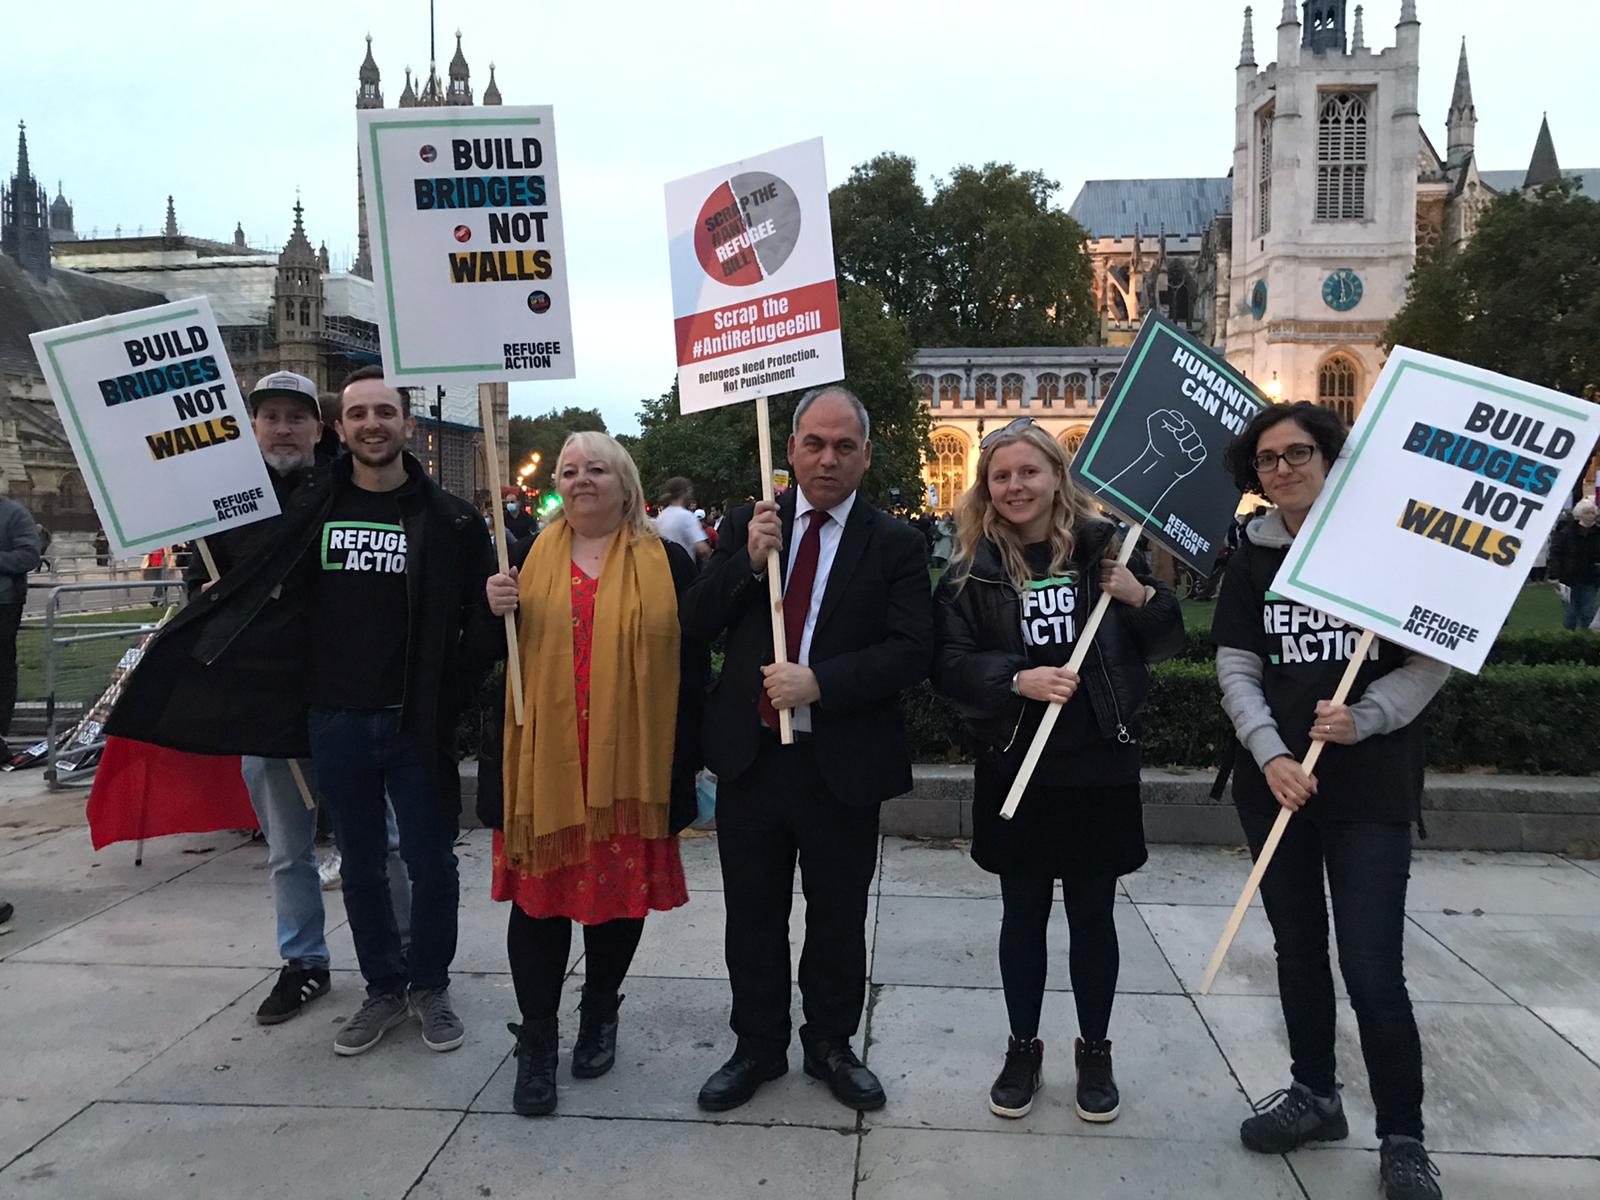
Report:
15,121,30,182
1398,0,1417,25
1446,38,1477,167
1279,0,1296,23
1524,114,1561,189
1351,4,1365,50
164,195,177,238
483,62,502,105
359,34,379,83
234,221,246,249
279,194,317,266
1240,7,1256,66
318,241,330,273
357,33,383,107
399,66,417,108
292,195,305,239
449,30,469,79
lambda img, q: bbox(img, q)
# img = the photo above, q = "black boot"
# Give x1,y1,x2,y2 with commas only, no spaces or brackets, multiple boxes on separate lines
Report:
1074,1037,1121,1123
572,990,623,1079
508,1018,558,1116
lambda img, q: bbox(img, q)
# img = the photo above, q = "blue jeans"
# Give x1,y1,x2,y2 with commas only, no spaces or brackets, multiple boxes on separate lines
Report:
1237,807,1424,1141
309,709,459,996
240,756,411,969
1563,584,1599,631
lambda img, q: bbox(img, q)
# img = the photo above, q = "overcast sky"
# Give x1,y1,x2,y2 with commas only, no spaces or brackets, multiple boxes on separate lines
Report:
12,1,1595,433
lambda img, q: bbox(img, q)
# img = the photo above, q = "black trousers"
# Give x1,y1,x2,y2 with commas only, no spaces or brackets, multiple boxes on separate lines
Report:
0,601,22,739
997,872,1120,1043
716,735,880,1060
1237,806,1425,1141
506,905,645,1022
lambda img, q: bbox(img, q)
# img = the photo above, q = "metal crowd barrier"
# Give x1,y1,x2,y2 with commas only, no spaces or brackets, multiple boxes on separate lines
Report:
33,579,184,790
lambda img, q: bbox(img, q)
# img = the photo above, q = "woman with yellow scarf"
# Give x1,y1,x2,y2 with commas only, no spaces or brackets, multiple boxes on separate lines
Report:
485,431,706,1117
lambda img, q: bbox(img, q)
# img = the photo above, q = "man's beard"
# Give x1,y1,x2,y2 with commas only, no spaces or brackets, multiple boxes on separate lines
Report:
262,449,314,474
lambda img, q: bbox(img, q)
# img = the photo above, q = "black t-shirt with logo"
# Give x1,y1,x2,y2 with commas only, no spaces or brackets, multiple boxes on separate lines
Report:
1015,543,1119,786
307,483,409,710
1213,536,1426,824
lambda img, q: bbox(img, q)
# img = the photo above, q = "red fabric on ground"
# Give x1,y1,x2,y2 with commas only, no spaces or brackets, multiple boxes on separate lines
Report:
86,736,256,850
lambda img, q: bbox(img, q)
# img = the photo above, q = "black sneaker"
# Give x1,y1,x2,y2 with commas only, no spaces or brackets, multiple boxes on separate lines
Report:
1074,1037,1120,1123
1240,1081,1349,1153
255,962,331,1025
1380,1136,1442,1200
0,900,13,926
988,1036,1044,1118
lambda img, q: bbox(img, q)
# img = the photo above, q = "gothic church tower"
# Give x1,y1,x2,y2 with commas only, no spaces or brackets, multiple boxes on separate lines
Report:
273,199,325,385
1226,1,1422,420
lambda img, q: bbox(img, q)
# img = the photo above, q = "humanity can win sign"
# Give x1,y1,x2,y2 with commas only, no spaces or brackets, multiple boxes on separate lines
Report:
664,138,844,413
1274,347,1599,673
1069,312,1267,570
29,297,279,558
360,105,575,385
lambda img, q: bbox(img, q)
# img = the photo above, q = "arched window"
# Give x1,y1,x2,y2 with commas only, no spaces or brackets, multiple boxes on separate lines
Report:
1098,371,1118,402
1035,373,1060,410
974,373,997,409
1001,374,1025,408
930,429,968,511
1318,354,1360,424
299,299,311,326
1257,104,1274,237
1316,92,1368,220
938,374,962,409
1063,374,1088,406
913,374,934,407
1059,427,1089,461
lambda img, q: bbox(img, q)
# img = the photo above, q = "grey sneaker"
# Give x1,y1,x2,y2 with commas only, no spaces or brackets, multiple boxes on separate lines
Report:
1240,1081,1348,1153
333,992,410,1057
412,986,465,1052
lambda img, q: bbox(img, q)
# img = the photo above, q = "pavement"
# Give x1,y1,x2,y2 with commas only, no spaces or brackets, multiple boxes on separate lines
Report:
1,818,1598,1199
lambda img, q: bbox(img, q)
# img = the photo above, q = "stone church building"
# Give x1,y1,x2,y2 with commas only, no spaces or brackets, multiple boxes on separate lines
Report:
917,0,1594,511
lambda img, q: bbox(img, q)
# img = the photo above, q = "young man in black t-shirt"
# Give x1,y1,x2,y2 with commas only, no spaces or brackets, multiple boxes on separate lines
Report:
310,367,493,1058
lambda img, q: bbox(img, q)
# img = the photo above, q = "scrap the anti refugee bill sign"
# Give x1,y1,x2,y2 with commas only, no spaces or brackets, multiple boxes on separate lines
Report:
28,297,278,559
1273,347,1599,674
360,105,574,385
1069,312,1268,570
664,137,843,413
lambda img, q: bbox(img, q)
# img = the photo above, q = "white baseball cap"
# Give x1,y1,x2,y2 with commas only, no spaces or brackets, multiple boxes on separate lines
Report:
248,371,320,417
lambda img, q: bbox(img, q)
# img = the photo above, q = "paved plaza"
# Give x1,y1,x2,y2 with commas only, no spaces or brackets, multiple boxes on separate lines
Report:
1,820,1598,1199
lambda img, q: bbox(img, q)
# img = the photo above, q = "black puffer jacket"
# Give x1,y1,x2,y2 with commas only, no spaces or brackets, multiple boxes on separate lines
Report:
932,521,1185,757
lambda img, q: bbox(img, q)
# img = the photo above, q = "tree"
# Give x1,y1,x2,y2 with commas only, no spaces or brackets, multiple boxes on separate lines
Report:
1385,179,1600,397
507,406,608,491
829,155,1098,348
629,283,930,512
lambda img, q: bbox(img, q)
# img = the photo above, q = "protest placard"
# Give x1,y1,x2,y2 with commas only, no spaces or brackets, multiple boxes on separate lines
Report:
1273,347,1600,674
360,105,574,387
28,297,278,559
664,137,843,414
1070,311,1268,571
664,138,845,742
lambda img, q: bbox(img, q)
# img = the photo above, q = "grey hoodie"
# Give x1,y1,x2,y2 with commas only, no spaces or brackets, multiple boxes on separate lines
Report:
0,497,43,605
1216,508,1451,769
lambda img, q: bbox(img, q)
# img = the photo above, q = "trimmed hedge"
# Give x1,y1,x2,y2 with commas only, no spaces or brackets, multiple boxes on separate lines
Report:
462,652,1600,775
903,660,1600,776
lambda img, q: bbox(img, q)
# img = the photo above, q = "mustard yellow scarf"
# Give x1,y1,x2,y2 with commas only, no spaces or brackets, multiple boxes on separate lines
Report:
501,517,680,872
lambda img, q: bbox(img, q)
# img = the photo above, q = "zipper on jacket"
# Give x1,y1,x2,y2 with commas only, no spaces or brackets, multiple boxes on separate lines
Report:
1093,644,1135,744
965,570,1029,756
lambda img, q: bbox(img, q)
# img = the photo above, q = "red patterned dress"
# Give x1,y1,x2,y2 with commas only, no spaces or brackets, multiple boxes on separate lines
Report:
491,564,688,922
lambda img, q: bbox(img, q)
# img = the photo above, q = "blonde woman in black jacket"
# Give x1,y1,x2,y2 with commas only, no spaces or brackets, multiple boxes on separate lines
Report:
932,419,1183,1124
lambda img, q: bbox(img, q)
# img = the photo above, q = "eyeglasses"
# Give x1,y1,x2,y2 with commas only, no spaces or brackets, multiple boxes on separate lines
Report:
1251,443,1317,474
980,416,1038,450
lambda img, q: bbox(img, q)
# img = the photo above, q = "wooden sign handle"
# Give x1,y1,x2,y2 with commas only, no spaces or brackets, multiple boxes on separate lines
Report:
755,395,794,745
1198,627,1376,994
479,387,525,726
198,535,316,810
1000,528,1141,820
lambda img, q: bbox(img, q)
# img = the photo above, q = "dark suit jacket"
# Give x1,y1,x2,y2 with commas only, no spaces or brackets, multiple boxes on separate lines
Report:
682,492,933,805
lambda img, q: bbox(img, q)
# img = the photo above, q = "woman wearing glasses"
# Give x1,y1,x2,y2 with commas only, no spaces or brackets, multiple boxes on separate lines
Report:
1214,402,1448,1200
931,419,1183,1123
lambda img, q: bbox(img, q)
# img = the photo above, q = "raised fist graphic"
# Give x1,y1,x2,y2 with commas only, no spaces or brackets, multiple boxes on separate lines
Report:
1101,408,1207,511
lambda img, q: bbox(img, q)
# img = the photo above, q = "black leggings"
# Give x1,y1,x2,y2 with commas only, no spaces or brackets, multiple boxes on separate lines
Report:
998,873,1119,1043
507,905,645,1021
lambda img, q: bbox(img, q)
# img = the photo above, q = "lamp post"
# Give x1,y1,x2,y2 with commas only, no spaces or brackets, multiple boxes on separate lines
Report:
1265,370,1284,403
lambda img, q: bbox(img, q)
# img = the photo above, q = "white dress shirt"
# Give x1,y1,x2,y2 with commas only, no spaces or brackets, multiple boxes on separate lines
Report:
783,490,856,731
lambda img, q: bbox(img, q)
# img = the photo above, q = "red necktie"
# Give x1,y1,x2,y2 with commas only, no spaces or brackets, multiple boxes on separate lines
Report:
759,509,827,729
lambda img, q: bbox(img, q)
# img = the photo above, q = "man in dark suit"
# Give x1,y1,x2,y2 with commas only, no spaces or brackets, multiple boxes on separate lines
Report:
684,385,934,1113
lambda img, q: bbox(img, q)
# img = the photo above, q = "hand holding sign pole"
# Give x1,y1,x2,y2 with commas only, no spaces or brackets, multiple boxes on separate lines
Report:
479,387,525,726
664,138,845,749
1198,627,1374,994
1001,313,1268,820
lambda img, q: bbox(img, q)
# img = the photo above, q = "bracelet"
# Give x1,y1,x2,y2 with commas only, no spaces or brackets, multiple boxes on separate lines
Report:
1010,671,1022,696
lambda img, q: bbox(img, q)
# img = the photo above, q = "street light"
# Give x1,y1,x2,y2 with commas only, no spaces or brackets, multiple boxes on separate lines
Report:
1265,371,1283,402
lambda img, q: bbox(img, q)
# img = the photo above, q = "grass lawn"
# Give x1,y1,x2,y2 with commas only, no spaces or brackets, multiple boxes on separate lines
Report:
15,608,168,705
1180,582,1568,636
